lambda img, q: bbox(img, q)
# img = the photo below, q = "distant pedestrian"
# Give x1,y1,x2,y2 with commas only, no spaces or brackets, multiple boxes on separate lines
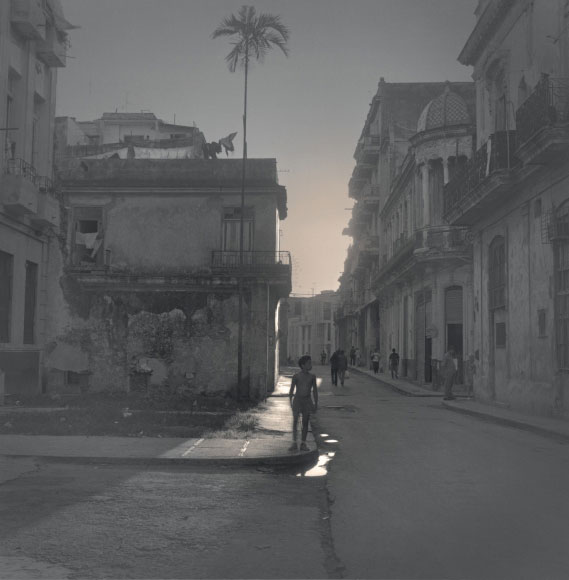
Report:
389,348,399,379
442,347,457,401
465,353,476,398
289,355,318,452
330,349,339,385
355,347,361,367
349,346,356,366
337,349,348,387
320,349,327,365
371,350,380,374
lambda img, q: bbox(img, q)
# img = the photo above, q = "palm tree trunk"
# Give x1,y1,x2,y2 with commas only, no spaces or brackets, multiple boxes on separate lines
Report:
237,40,249,398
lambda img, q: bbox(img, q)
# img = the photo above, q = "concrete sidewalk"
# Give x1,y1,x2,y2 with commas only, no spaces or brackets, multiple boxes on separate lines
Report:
350,365,569,443
0,373,318,467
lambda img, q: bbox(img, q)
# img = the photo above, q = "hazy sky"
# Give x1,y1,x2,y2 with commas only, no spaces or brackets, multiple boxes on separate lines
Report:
57,0,477,295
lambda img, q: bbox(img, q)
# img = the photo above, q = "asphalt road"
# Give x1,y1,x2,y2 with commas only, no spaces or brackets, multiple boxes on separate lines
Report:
315,367,569,580
1,367,569,579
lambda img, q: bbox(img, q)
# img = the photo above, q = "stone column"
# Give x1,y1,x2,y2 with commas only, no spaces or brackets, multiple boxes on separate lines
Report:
421,163,430,227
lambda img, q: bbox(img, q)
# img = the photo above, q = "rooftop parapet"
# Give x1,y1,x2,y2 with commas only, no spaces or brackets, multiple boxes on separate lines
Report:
57,158,281,189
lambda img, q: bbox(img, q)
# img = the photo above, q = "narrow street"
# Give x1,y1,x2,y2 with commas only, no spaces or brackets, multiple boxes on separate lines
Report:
1,367,569,579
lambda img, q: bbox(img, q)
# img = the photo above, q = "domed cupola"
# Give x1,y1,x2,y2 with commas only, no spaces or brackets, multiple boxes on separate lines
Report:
417,82,471,134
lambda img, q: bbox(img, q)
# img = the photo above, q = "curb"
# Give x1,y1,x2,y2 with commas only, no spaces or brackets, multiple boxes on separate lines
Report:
442,401,569,443
3,448,320,469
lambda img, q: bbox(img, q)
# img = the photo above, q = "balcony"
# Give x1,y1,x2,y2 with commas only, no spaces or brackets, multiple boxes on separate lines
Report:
1,159,62,224
356,135,381,165
443,131,518,226
362,184,380,208
413,225,472,264
211,250,291,269
359,233,379,256
36,26,69,68
516,75,569,165
31,188,61,229
10,0,46,40
1,158,40,214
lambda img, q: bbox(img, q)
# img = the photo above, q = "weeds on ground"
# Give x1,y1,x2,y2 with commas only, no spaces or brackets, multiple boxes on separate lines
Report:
203,411,259,439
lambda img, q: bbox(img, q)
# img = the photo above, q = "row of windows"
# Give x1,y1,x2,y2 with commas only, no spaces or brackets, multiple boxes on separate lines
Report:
0,251,38,344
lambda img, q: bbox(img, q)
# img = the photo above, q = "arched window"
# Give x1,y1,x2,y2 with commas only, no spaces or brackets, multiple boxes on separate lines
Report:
489,236,506,310
555,202,569,368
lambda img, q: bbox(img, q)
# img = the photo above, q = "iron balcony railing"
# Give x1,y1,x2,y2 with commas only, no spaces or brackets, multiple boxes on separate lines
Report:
3,158,59,197
444,130,518,216
414,225,472,251
516,75,569,146
211,250,291,269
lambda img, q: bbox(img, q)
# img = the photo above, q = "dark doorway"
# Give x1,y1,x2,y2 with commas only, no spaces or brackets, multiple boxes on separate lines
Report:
425,336,432,382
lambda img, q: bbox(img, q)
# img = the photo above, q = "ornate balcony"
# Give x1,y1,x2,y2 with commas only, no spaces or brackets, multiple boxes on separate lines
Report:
443,131,518,226
10,0,46,40
1,159,61,221
36,26,69,68
516,75,569,165
413,225,473,264
356,135,381,165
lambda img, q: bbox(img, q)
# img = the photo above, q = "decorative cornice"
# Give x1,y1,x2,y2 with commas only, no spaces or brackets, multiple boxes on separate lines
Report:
458,0,517,66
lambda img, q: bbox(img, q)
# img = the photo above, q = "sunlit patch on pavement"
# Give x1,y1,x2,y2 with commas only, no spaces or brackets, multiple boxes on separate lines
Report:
296,453,333,477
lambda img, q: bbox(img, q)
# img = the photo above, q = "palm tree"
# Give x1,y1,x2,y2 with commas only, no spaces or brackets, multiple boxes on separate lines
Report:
213,6,289,398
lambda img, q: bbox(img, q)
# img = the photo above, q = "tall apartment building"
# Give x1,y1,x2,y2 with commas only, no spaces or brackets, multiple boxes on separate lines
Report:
0,0,73,396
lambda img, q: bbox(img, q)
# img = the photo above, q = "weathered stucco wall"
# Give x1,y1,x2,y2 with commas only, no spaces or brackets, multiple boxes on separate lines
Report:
472,167,569,416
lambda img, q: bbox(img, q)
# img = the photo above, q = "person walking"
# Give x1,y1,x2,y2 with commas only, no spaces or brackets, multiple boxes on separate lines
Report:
389,348,400,379
371,350,380,374
349,346,356,366
288,355,318,452
442,347,457,401
320,349,327,365
329,349,339,386
337,349,348,387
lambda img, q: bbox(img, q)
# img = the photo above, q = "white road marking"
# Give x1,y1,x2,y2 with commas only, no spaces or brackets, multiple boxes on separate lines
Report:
182,438,204,457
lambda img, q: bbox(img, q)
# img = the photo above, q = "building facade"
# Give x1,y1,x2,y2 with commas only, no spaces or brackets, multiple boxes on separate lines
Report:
48,157,290,400
444,0,569,416
337,80,475,384
0,0,72,396
286,291,338,364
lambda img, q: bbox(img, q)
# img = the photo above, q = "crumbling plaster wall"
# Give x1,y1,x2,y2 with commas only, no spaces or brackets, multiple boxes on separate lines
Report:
472,170,569,416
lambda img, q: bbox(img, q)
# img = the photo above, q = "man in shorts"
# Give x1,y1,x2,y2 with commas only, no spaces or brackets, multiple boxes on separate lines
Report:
289,355,318,451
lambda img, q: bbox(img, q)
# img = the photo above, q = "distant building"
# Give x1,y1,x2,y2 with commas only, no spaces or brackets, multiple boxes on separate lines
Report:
48,157,291,399
54,112,206,161
286,291,338,364
337,79,475,385
443,0,569,416
0,0,74,396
